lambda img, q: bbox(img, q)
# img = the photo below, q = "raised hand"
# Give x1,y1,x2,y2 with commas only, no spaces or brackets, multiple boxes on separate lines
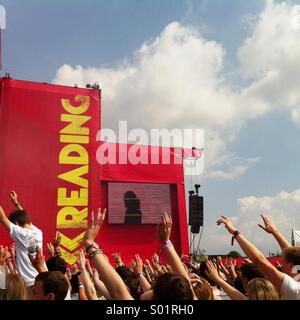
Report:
189,273,203,287
216,256,222,264
92,268,100,282
10,244,15,256
258,214,278,234
85,260,93,277
0,245,6,266
46,243,55,257
157,212,172,242
152,253,160,264
112,252,123,267
259,214,290,251
129,259,136,272
78,250,87,271
205,259,222,282
9,191,19,206
1,246,11,264
217,216,237,234
134,254,143,275
151,254,162,273
52,231,61,251
166,264,172,272
28,246,47,272
83,208,107,248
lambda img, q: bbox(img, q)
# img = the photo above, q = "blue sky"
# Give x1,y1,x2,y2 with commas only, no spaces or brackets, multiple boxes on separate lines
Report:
2,0,264,80
2,0,300,255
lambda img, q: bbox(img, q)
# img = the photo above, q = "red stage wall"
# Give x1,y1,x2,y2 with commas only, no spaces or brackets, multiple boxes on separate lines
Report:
0,78,189,265
97,143,189,264
0,78,101,264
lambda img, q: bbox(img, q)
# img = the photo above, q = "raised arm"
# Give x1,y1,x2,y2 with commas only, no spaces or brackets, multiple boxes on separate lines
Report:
217,216,284,292
132,254,152,293
205,259,246,300
112,252,124,268
228,258,238,280
216,256,230,279
78,250,98,300
92,268,112,300
82,208,133,300
157,212,189,280
28,246,48,273
258,214,291,250
0,206,11,231
9,191,23,211
47,232,62,258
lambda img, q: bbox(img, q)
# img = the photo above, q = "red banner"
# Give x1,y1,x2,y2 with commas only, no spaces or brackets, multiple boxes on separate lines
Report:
0,78,101,264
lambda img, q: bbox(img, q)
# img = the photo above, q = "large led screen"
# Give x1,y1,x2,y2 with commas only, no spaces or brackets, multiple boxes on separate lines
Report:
108,182,172,224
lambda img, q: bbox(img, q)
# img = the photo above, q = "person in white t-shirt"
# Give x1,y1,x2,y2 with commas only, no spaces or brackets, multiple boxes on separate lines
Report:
217,215,300,300
0,191,43,287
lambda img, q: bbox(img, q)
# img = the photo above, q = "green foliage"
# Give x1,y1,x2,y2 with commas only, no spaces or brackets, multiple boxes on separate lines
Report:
227,250,242,258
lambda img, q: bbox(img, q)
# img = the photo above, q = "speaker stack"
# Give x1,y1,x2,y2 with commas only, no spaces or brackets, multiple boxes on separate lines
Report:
188,184,204,234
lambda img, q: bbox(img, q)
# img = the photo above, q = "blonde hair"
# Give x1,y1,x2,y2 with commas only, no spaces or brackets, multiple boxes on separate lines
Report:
246,278,279,300
0,274,29,300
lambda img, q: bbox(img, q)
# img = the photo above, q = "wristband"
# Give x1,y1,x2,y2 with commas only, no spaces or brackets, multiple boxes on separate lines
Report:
231,230,240,246
88,248,104,259
159,240,173,253
85,242,99,253
161,240,171,246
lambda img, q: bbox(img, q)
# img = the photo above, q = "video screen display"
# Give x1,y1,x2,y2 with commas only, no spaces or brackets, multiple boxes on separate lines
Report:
108,182,172,224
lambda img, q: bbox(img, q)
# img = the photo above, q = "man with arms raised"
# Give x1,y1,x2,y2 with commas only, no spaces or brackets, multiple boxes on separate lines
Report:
0,191,43,287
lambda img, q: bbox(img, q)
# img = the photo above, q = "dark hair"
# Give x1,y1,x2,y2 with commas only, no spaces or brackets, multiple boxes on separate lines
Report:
70,272,81,294
240,263,264,281
153,272,193,300
125,276,140,300
35,271,69,300
282,247,300,266
197,261,216,286
46,256,67,275
115,266,133,281
235,265,242,272
8,210,31,226
233,276,246,294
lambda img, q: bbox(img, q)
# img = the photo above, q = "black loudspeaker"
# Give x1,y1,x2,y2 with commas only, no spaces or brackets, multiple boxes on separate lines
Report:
189,194,203,234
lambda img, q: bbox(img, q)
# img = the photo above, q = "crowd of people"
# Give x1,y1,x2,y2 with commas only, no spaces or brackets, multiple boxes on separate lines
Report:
0,191,299,300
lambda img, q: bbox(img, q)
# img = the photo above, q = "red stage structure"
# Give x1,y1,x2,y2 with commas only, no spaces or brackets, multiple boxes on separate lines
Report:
0,77,189,264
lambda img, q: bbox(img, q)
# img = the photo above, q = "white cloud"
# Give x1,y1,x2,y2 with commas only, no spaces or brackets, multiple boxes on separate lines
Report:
203,188,300,255
208,156,261,179
53,22,249,175
53,1,300,178
54,23,235,170
238,2,300,124
240,12,260,31
208,165,251,180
